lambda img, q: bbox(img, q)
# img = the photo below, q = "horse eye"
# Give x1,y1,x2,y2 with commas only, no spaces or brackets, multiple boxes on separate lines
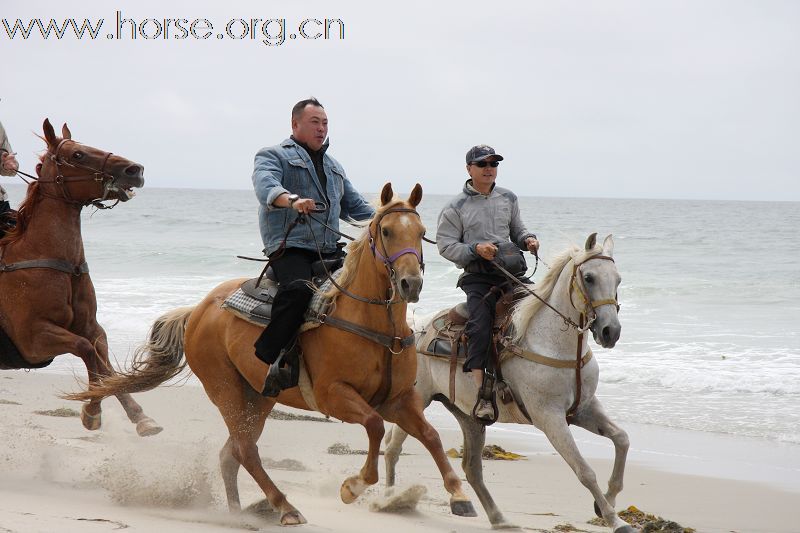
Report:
382,228,389,238
584,273,593,284
72,152,84,160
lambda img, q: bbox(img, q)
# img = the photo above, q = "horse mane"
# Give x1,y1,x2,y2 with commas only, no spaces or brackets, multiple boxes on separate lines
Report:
511,243,604,342
0,149,50,247
322,197,408,303
0,180,43,246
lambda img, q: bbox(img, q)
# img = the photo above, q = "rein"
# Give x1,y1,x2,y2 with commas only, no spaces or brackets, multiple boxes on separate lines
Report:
306,205,424,407
492,252,619,423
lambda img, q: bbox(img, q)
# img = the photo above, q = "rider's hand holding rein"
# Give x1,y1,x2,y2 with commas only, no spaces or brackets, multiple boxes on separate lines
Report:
1,151,18,173
525,236,539,255
275,192,316,215
475,242,498,261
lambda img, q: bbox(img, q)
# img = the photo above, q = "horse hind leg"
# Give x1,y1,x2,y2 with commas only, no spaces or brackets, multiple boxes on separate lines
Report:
540,412,635,533
438,394,516,528
219,436,242,512
570,397,630,514
216,384,306,525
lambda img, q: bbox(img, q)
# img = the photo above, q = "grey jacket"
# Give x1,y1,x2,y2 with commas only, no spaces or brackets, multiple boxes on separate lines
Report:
437,180,535,269
0,121,12,202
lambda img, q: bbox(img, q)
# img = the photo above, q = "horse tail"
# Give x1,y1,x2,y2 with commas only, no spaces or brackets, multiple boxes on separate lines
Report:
64,306,195,402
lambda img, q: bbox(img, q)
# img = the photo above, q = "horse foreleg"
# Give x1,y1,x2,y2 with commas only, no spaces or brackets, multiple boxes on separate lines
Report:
571,397,630,513
325,381,385,503
114,392,163,436
540,411,636,533
33,326,105,431
382,389,477,518
438,395,516,528
88,327,163,436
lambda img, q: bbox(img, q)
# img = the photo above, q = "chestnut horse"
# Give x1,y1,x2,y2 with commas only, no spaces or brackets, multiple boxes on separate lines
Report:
77,183,477,525
0,119,161,436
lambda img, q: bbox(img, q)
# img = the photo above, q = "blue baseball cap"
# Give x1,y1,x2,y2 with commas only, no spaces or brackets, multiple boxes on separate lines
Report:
466,144,504,164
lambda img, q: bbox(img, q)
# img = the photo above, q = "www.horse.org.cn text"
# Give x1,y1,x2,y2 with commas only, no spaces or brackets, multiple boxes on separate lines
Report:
1,11,345,47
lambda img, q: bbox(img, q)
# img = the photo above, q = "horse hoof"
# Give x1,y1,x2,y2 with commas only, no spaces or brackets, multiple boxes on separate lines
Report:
594,501,602,518
614,526,638,533
80,406,101,431
280,510,307,525
450,498,478,517
136,417,163,437
340,476,368,504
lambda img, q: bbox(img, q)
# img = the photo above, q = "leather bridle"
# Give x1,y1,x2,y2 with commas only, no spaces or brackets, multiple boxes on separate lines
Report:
38,139,122,208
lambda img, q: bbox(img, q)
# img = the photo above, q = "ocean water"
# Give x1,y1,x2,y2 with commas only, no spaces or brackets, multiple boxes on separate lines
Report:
2,184,799,448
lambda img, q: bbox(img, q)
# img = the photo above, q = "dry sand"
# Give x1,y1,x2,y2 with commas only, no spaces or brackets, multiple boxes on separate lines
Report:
0,371,797,533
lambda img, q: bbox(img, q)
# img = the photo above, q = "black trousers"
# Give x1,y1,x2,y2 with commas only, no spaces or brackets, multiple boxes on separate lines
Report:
460,275,508,373
253,247,333,364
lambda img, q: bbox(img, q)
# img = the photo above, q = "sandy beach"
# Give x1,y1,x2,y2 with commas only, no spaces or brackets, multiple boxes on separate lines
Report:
0,371,797,533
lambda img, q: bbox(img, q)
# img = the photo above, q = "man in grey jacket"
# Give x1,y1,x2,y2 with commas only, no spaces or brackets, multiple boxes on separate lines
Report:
437,145,539,421
0,121,19,217
252,98,374,396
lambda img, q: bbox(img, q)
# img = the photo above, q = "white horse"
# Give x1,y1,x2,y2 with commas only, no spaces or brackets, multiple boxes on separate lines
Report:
385,234,637,533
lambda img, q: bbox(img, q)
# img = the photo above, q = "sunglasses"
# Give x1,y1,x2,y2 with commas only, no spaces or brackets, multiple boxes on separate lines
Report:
471,161,500,168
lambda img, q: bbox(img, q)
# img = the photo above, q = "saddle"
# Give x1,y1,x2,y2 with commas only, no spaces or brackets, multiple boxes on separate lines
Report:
221,255,345,329
417,290,533,425
419,289,517,359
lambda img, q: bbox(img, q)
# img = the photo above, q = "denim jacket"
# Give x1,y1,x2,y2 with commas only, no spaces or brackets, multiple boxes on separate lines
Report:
252,138,375,256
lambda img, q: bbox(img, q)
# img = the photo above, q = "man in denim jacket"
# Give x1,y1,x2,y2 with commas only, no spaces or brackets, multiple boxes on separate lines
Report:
437,145,539,421
252,98,374,396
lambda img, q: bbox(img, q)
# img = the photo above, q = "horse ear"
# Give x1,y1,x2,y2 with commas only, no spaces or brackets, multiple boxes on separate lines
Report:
380,182,394,206
408,183,422,208
584,232,597,251
43,118,57,147
602,234,614,257
61,123,72,140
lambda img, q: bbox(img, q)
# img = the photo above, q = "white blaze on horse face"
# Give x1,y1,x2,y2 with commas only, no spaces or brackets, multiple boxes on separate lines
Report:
398,214,414,230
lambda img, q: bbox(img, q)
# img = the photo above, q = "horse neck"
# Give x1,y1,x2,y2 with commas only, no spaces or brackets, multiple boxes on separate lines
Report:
13,195,85,261
520,258,586,357
336,249,409,333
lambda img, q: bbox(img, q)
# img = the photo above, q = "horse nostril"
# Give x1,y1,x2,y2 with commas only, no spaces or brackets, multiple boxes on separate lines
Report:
602,326,610,342
401,278,410,292
124,164,142,177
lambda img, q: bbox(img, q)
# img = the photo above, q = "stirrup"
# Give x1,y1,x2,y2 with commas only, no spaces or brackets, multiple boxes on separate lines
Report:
472,371,499,426
261,342,300,397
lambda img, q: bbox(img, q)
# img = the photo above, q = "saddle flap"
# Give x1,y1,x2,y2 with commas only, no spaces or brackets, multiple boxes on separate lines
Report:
240,277,278,303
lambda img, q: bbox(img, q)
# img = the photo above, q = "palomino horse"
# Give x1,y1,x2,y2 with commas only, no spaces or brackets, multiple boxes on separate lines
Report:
0,119,161,437
385,234,638,533
77,183,477,526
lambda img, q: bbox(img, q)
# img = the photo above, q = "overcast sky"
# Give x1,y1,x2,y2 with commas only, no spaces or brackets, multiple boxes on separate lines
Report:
2,0,798,201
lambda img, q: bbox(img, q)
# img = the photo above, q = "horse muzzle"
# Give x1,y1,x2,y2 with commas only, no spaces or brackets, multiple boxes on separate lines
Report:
397,274,423,303
108,165,145,201
593,322,621,348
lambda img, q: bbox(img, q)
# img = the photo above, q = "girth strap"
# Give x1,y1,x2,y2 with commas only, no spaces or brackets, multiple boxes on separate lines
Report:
315,314,415,354
505,346,593,369
0,258,89,276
